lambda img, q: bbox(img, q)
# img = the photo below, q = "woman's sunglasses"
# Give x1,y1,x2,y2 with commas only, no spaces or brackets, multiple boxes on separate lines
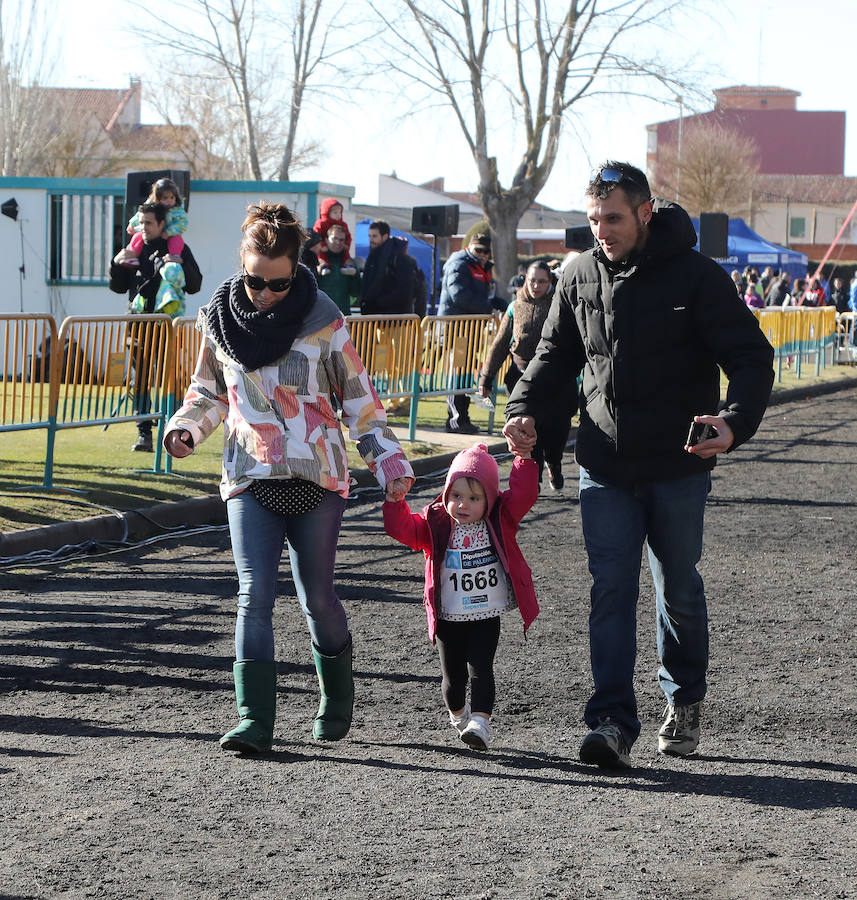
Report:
242,270,294,293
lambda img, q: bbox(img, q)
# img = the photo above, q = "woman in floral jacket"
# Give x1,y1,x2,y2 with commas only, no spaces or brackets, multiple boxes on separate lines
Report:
165,202,414,754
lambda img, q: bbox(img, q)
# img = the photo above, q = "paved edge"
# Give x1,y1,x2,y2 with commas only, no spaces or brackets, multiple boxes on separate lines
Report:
3,376,855,561
1,438,511,560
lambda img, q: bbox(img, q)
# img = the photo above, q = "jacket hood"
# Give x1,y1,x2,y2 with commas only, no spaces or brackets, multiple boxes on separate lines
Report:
642,199,698,261
320,197,343,218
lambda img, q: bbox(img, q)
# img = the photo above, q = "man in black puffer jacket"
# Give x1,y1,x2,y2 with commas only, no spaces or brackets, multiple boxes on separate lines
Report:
504,162,774,770
360,220,413,316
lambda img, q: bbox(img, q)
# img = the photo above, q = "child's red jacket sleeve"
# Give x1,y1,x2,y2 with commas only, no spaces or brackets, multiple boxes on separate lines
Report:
383,498,432,553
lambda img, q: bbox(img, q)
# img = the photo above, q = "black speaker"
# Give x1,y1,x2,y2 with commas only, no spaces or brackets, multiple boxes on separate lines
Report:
698,212,729,258
411,205,459,236
565,225,595,251
1,197,18,221
125,169,191,211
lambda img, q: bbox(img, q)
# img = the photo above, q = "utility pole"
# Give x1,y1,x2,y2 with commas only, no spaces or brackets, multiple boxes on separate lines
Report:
675,95,684,203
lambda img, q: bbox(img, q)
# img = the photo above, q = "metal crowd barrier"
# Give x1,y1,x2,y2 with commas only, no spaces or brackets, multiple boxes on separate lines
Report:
0,314,59,487
754,307,837,381
345,314,423,439
836,312,857,364
164,316,204,474
52,315,174,477
417,314,499,435
20,305,843,488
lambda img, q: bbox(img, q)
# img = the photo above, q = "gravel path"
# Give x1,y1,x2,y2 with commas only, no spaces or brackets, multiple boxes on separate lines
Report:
2,388,856,899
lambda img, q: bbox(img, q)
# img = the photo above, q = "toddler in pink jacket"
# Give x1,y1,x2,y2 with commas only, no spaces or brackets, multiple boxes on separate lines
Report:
383,443,539,750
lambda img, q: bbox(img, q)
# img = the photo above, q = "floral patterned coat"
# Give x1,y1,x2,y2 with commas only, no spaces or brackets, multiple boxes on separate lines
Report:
165,291,413,500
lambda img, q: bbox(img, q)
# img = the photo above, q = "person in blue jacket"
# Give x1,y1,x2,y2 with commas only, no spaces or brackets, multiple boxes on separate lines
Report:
437,233,494,433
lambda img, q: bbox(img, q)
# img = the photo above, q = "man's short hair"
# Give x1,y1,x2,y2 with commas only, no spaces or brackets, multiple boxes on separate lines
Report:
327,223,346,237
469,232,491,252
139,201,168,224
369,220,390,237
585,161,651,208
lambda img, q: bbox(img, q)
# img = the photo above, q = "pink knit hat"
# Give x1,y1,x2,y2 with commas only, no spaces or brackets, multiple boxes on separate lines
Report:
442,443,500,513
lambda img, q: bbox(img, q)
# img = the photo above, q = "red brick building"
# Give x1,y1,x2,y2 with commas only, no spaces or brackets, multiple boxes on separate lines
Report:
647,86,845,176
646,86,856,260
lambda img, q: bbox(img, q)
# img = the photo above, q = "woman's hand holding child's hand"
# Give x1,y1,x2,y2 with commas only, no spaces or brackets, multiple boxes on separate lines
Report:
385,476,414,502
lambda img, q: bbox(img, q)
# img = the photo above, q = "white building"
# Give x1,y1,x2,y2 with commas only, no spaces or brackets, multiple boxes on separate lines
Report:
0,177,355,318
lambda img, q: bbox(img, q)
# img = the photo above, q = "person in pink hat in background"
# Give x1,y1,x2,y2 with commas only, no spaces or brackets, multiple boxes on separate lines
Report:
382,443,539,751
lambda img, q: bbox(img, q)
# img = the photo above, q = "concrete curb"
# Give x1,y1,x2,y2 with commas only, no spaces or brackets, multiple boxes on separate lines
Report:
767,377,857,405
0,437,510,561
3,376,855,561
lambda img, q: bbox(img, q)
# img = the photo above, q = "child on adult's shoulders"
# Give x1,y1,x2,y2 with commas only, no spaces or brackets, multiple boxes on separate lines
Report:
312,198,354,276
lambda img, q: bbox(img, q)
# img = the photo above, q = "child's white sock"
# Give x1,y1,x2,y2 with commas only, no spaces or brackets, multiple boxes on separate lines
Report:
449,702,471,734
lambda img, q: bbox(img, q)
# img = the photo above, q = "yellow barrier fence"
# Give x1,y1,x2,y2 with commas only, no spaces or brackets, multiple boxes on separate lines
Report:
345,314,423,438
417,314,499,437
162,316,203,474
5,305,846,487
753,307,837,380
0,314,59,486
53,315,174,474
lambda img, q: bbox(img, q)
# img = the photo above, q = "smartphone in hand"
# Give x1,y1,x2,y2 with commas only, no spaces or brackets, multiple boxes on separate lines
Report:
686,420,715,446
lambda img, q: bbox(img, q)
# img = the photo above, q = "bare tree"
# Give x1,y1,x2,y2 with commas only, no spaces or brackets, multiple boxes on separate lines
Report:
150,66,323,180
0,0,57,175
376,0,707,290
35,109,115,178
277,0,328,180
126,0,263,178
651,120,760,219
129,0,344,182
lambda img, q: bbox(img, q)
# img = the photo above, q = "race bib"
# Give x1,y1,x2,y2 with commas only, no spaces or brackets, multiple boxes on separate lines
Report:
440,544,511,619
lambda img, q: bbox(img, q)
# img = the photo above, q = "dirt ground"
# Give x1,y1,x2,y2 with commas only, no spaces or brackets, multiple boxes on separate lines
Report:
2,388,856,900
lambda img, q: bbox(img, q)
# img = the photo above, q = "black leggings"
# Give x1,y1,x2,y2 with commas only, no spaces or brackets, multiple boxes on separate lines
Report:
435,617,501,716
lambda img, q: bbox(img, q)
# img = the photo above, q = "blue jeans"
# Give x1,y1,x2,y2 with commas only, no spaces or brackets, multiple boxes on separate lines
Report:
578,466,711,745
226,488,349,661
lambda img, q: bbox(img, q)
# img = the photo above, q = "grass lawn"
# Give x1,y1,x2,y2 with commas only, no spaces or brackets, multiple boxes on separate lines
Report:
0,396,505,532
2,364,854,534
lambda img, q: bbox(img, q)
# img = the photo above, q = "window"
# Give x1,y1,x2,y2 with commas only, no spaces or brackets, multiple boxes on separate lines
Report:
647,130,658,154
789,217,806,239
48,191,125,285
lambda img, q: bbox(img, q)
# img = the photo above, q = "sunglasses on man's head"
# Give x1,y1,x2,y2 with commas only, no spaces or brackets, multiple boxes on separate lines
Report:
599,167,650,195
242,270,294,293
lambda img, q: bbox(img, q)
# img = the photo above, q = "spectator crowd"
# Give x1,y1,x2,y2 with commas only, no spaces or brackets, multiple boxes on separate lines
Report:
729,263,857,315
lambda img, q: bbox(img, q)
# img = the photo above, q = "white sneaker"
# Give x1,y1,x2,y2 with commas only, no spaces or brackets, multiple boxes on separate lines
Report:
460,714,492,751
658,701,701,756
449,702,471,736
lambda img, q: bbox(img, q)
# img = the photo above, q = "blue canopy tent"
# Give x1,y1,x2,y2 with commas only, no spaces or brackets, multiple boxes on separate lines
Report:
354,219,441,293
691,217,807,279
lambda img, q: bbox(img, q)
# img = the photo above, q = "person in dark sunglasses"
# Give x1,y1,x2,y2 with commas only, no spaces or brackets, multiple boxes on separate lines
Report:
164,202,415,755
504,159,774,770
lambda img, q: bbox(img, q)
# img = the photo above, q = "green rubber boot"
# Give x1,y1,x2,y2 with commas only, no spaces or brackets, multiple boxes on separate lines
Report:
312,638,354,741
219,660,277,753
